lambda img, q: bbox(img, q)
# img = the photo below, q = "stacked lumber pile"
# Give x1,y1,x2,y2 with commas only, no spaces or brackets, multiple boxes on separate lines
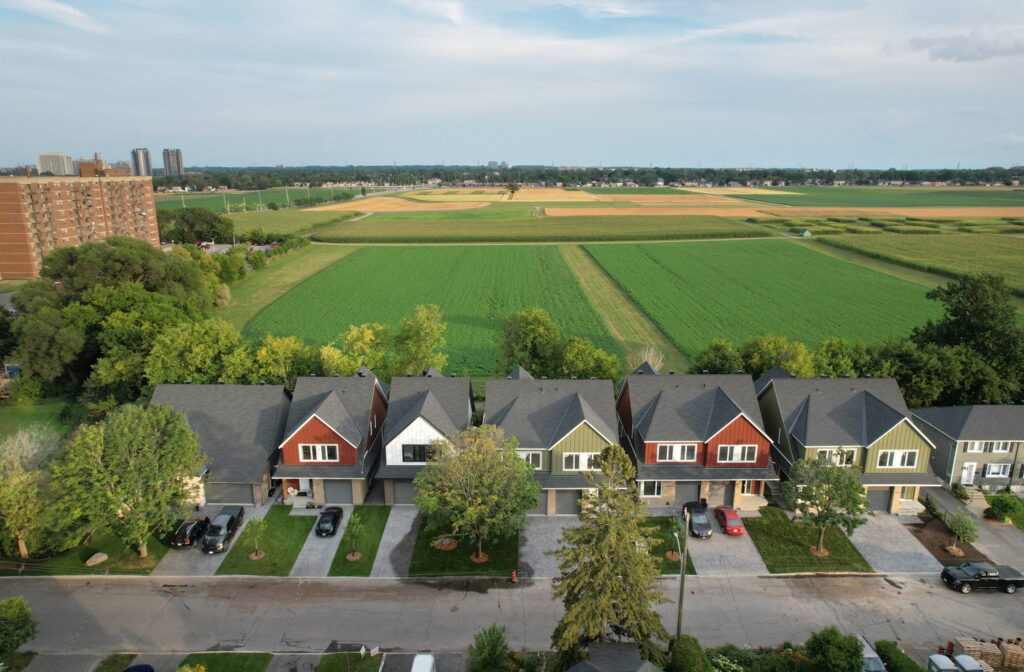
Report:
1000,642,1024,669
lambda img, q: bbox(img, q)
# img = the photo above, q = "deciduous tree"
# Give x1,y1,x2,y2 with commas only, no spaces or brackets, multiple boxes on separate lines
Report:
803,626,862,672
144,318,245,386
946,507,977,551
0,596,37,660
497,308,561,376
320,323,392,377
0,428,62,558
688,339,743,374
393,304,447,376
739,334,815,379
782,455,870,556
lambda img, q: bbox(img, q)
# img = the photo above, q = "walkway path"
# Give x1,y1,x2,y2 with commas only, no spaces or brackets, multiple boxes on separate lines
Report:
371,506,418,577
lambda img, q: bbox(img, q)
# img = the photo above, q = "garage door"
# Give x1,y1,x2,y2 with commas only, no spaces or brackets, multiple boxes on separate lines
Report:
674,482,700,507
555,490,580,515
527,492,545,515
205,482,255,505
324,480,353,504
866,487,892,512
393,480,417,504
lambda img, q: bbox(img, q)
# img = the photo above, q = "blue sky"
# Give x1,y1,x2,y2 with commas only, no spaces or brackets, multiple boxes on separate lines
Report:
1,0,1022,169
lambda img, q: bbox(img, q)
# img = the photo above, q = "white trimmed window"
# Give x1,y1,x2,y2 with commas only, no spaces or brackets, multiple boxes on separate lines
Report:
992,441,1014,453
964,441,984,453
299,444,339,462
402,444,432,463
520,451,543,470
638,481,662,498
657,443,697,462
877,450,917,469
717,444,757,463
818,448,856,467
985,463,1011,478
564,453,598,471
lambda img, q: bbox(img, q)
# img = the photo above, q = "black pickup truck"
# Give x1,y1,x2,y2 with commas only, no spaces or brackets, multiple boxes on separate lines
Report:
941,561,1024,594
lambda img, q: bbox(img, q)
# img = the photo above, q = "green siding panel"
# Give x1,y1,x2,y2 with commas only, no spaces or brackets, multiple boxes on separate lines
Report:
865,421,931,474
550,423,612,476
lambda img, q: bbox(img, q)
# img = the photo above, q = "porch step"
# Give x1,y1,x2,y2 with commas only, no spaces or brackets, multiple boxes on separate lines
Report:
763,480,786,506
965,487,988,506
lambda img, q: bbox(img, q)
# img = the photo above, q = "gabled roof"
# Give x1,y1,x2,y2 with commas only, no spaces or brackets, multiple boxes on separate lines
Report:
150,384,290,483
767,377,917,447
630,361,659,376
624,374,768,443
912,405,1024,440
754,365,792,395
382,373,472,446
568,643,662,672
484,377,616,448
506,366,534,380
283,372,384,449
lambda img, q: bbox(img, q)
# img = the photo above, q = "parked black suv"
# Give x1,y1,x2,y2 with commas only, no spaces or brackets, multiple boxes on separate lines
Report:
170,517,210,549
200,506,245,554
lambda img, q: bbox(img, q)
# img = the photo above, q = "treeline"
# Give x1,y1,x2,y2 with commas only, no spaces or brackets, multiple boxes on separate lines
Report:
688,275,1024,408
152,165,1024,191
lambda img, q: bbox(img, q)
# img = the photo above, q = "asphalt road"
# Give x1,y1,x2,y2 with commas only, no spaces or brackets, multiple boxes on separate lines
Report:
2,575,1022,660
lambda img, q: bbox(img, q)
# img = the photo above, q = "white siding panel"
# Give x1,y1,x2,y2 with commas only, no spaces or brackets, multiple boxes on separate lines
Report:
385,416,447,466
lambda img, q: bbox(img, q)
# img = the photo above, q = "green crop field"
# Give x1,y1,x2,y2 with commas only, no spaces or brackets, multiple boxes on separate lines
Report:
155,187,374,212
728,186,1024,207
311,215,766,243
581,187,689,194
818,233,1024,293
227,209,358,236
365,206,536,221
584,240,942,355
244,246,621,374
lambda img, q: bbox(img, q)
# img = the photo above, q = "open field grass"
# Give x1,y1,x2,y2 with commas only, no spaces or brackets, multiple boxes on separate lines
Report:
729,186,1024,208
585,239,942,355
216,505,315,576
228,209,359,236
311,215,767,243
745,506,872,573
329,505,391,577
155,187,368,212
817,233,1024,294
244,246,620,375
0,399,70,440
217,245,357,330
0,528,171,576
366,206,536,220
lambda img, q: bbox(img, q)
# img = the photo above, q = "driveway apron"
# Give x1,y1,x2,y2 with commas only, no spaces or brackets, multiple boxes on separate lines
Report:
371,506,418,577
686,513,769,577
289,505,352,577
520,516,582,578
849,513,942,574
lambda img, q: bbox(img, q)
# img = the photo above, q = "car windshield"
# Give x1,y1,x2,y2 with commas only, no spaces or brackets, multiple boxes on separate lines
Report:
691,511,709,525
318,517,333,526
207,525,223,536
958,564,978,577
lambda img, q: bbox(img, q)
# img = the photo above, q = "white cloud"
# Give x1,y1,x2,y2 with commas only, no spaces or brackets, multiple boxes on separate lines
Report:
909,27,1024,62
0,0,109,33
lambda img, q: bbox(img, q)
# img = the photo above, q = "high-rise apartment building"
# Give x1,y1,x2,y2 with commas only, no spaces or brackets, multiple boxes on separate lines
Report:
162,148,184,177
36,153,74,176
131,148,152,176
0,176,159,279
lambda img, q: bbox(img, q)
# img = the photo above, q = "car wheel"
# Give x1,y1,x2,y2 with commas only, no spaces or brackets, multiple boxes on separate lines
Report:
960,583,973,594
1005,584,1017,594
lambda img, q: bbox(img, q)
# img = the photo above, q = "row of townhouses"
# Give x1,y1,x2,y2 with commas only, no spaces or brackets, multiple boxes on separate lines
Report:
149,363,1024,515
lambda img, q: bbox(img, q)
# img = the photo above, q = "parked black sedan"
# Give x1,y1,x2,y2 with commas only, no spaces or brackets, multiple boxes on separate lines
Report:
170,517,210,549
683,501,714,539
316,506,343,537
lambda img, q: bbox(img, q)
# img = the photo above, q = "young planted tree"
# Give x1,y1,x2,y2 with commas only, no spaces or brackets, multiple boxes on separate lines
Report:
53,404,207,558
549,444,668,666
507,183,520,199
0,596,37,661
247,518,268,560
946,508,977,552
345,511,364,560
413,426,540,562
781,455,871,556
0,428,62,559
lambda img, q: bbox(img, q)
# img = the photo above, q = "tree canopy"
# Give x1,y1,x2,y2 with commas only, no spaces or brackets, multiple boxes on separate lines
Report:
498,308,620,380
782,455,871,555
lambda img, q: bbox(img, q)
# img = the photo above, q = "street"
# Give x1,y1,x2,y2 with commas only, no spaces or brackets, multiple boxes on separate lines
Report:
2,574,1022,661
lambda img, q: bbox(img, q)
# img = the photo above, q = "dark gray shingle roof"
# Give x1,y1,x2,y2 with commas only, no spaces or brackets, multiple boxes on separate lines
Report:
382,374,472,446
625,374,767,442
150,384,289,483
568,643,662,672
506,366,534,380
483,378,616,449
754,365,792,394
912,405,1024,440
284,374,383,449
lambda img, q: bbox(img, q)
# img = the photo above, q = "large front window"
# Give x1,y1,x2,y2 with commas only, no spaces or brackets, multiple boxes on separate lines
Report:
299,444,339,462
520,451,543,470
402,444,432,463
985,463,1011,478
564,453,598,471
717,444,757,463
818,448,856,467
657,443,697,462
877,450,917,468
638,481,662,498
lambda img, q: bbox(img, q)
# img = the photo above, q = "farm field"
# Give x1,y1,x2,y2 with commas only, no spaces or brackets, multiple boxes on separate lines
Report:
817,233,1024,293
584,240,942,355
729,186,1024,208
581,187,690,194
244,246,621,374
228,209,359,236
155,186,367,211
311,214,767,243
366,206,537,220
307,196,489,212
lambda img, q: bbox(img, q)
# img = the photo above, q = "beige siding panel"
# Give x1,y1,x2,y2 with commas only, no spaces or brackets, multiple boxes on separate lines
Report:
865,421,931,474
550,423,611,476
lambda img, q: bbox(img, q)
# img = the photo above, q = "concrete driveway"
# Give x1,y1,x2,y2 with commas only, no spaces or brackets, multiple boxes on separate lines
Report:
371,506,418,577
289,506,352,577
849,513,942,574
151,504,260,577
686,511,769,576
520,516,582,578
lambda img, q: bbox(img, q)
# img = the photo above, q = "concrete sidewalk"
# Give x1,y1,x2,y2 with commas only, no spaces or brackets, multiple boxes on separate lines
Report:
930,487,1024,565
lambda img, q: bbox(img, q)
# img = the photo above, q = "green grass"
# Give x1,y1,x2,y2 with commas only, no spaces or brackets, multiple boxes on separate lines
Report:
94,654,137,672
408,523,518,577
0,528,172,576
366,206,536,220
329,505,391,576
0,652,35,671
0,398,70,440
311,215,766,243
316,653,384,672
0,278,28,293
647,516,696,575
216,505,315,576
218,244,357,330
817,233,1024,294
178,653,273,672
583,187,690,194
728,186,1024,207
984,494,1024,531
228,209,359,236
244,246,621,375
154,187,371,212
585,240,941,356
744,507,872,573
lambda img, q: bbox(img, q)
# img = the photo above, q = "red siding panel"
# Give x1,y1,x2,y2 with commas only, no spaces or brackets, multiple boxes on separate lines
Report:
642,441,706,465
367,385,388,446
705,416,771,468
281,416,357,466
616,386,632,437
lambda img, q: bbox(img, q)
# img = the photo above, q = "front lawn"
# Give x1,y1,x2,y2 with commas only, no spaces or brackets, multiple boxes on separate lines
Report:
0,652,36,672
647,516,696,575
408,520,518,577
0,528,172,576
94,654,137,672
316,652,383,672
328,505,391,577
178,653,273,672
744,506,873,573
216,505,315,576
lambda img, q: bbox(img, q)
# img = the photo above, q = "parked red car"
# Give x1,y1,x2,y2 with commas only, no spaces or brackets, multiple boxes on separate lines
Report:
714,505,745,535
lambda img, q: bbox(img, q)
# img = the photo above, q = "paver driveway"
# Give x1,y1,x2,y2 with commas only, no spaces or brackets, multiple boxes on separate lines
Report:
686,511,769,576
289,505,352,577
849,513,942,574
371,506,418,577
520,516,581,578
152,504,260,577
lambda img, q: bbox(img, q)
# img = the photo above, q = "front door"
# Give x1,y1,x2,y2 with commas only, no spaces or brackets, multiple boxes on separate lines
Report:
297,478,312,495
961,462,977,486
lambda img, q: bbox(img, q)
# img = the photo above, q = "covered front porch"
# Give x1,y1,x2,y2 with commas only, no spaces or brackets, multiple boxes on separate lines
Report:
274,464,372,508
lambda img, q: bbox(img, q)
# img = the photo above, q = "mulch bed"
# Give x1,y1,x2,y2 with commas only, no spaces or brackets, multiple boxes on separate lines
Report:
904,518,989,564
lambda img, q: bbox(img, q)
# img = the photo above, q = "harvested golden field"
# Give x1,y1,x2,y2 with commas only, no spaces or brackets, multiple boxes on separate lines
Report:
600,193,749,206
406,189,509,202
514,188,601,201
547,206,771,217
694,187,789,195
306,197,490,212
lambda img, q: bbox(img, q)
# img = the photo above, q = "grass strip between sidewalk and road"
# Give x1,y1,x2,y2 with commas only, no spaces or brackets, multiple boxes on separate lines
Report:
216,505,315,576
316,652,384,672
179,652,273,672
329,505,392,576
0,528,171,576
744,506,872,573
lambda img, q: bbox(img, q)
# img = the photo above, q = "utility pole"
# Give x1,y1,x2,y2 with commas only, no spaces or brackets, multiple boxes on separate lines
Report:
672,511,689,640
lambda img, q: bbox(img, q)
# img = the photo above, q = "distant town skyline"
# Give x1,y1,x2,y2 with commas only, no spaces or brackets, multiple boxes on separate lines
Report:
1,1,1023,169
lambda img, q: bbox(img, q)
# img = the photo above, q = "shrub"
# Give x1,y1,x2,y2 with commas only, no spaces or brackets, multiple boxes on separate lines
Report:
874,641,925,672
984,493,1024,521
666,635,712,672
951,484,969,501
920,493,939,519
7,377,42,403
468,623,510,672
